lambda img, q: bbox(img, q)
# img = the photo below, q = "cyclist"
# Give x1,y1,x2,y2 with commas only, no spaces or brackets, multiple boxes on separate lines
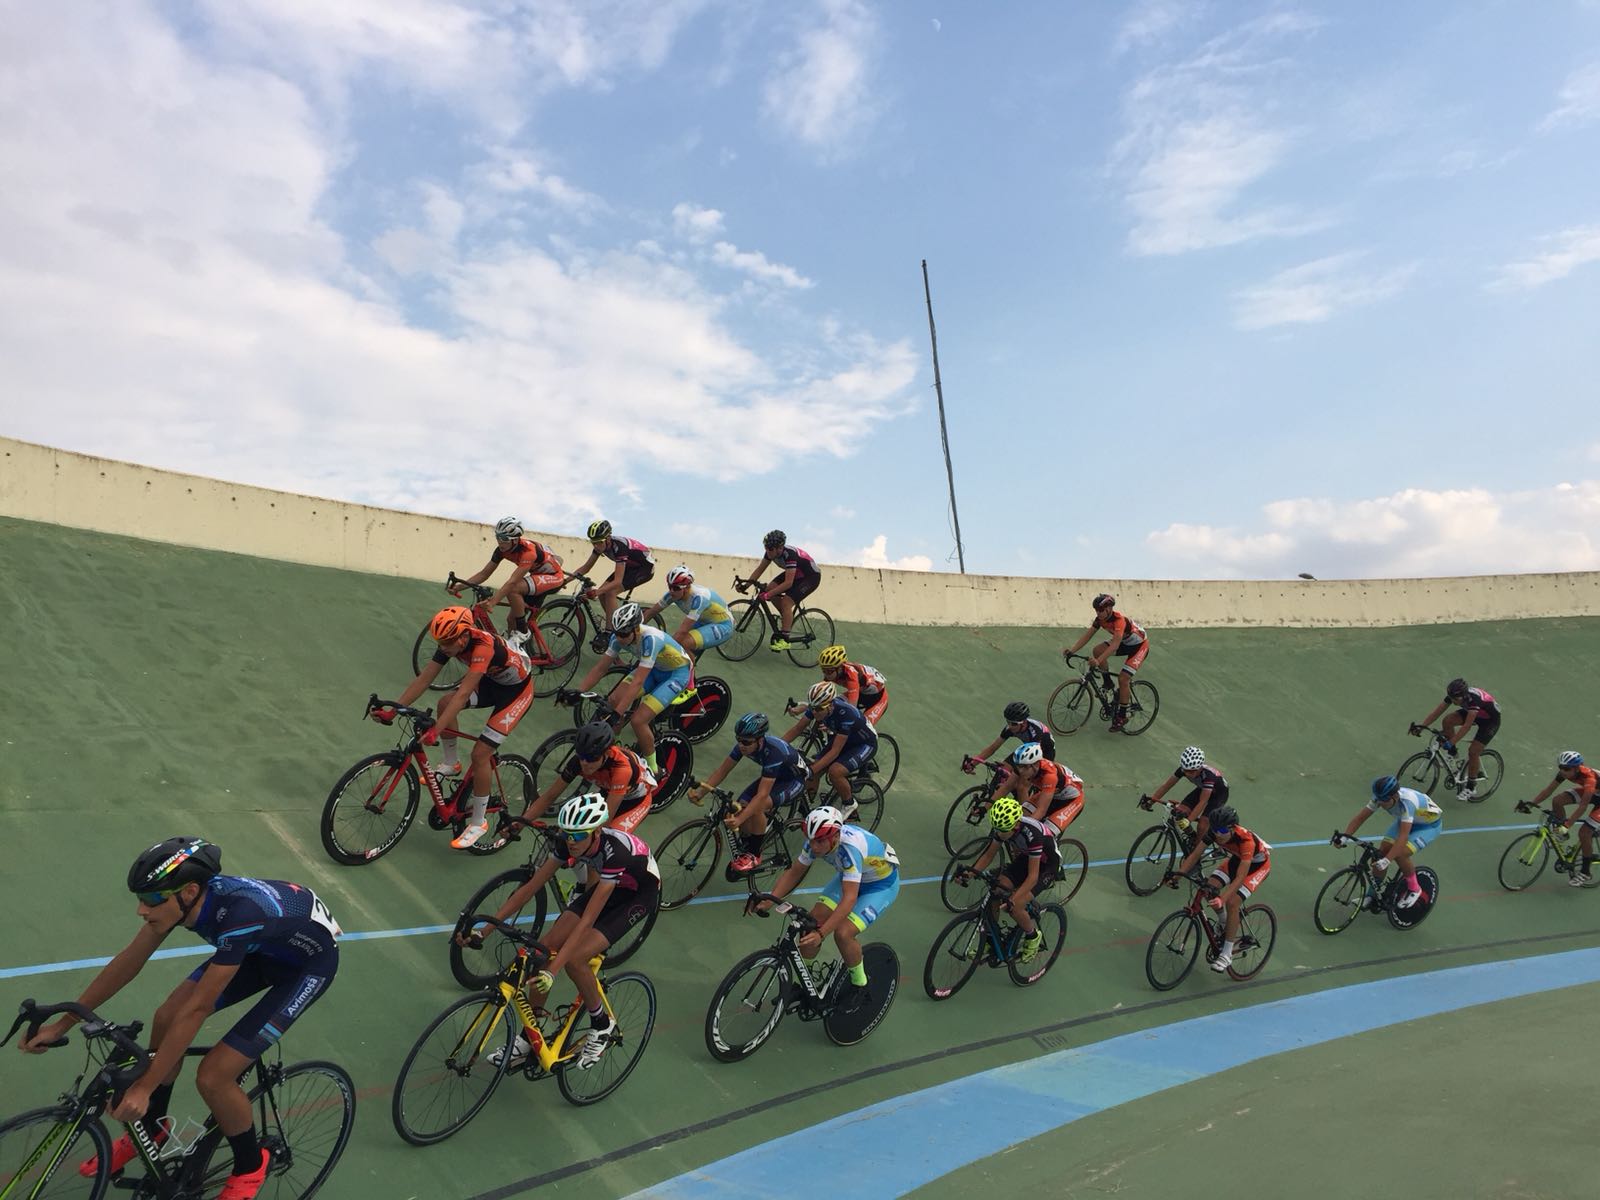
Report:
1526,750,1599,885
1334,775,1443,910
756,805,899,1013
477,793,659,1071
1062,593,1149,733
451,517,565,647
568,519,656,626
1167,804,1270,972
783,680,876,817
382,605,535,849
1142,746,1228,831
524,722,656,835
566,603,690,774
741,529,822,651
1409,677,1502,803
955,797,1059,964
964,701,1057,775
642,565,734,658
688,712,811,874
802,644,889,727
989,742,1086,835
20,838,339,1200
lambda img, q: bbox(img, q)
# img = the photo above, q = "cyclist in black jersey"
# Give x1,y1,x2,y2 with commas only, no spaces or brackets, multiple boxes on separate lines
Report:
965,701,1057,771
1142,746,1229,830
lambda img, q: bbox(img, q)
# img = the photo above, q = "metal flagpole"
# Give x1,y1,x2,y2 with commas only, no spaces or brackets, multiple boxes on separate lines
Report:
921,259,967,573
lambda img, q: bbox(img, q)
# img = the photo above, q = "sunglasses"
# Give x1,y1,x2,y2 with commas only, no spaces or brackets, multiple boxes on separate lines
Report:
736,736,761,747
562,829,594,842
136,890,176,906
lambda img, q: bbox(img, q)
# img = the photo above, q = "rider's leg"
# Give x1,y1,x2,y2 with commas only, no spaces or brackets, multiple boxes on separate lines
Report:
1441,712,1465,748
629,705,656,762
827,761,855,808
1222,892,1243,941
507,590,529,634
1466,736,1483,781
1117,666,1132,707
776,594,795,637
561,925,611,1013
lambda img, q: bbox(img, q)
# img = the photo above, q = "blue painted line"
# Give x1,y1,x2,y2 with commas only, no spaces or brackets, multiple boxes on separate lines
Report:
627,945,1600,1199
0,822,1532,981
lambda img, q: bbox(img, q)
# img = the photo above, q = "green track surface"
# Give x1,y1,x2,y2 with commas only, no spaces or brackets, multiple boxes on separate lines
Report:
3,515,1598,1198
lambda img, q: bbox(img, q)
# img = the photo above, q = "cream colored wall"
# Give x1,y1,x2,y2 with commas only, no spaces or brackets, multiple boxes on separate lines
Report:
4,436,1597,629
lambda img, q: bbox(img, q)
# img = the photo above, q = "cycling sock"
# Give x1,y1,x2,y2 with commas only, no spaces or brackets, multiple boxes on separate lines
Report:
644,751,659,772
849,960,868,986
742,832,764,856
587,1004,612,1029
1584,857,1595,873
1220,939,1235,956
226,1128,262,1178
442,740,461,767
1404,871,1420,892
514,614,530,633
469,794,489,824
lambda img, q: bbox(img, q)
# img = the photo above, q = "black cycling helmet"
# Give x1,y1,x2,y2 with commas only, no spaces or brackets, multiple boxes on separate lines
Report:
1003,701,1030,723
763,529,786,550
1371,775,1400,801
575,722,614,760
1093,592,1115,611
1445,677,1468,700
128,837,222,896
1207,806,1239,836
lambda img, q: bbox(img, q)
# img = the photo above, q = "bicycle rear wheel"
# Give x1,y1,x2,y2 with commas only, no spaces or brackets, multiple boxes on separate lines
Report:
675,675,732,743
0,1106,111,1197
654,819,722,910
1008,903,1067,986
1053,838,1088,903
846,779,885,833
529,621,581,698
529,728,580,792
603,891,660,968
415,624,468,693
1313,866,1368,935
923,910,987,1000
537,596,587,647
465,755,533,857
942,786,992,856
320,752,420,866
716,600,765,662
1119,681,1160,736
1046,679,1093,735
824,942,898,1046
572,665,630,727
1395,750,1440,795
1468,749,1504,801
1227,905,1277,981
194,1060,357,1199
392,995,514,1146
785,607,835,668
1124,824,1178,896
1388,867,1438,930
705,950,789,1061
651,732,694,811
1144,911,1201,991
557,973,657,1105
449,864,551,990
1497,831,1551,892
866,731,900,793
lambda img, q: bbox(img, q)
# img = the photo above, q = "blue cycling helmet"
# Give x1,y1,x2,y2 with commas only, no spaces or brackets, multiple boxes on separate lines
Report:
1371,775,1400,801
734,712,769,740
1557,750,1584,769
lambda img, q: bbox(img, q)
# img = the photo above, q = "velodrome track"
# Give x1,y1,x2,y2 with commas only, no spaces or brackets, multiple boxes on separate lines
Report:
4,514,1598,1198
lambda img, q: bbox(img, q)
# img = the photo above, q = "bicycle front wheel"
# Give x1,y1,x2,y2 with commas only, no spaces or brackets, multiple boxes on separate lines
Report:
940,838,995,912
923,910,987,1000
785,606,834,668
847,779,885,833
1313,866,1368,935
392,994,514,1146
716,600,765,662
651,732,694,811
1054,838,1088,903
1470,749,1504,801
449,865,550,990
1144,911,1201,991
529,728,580,792
320,752,420,865
1497,831,1551,892
1008,904,1068,987
1125,825,1178,896
676,675,732,744
1046,679,1093,735
1119,681,1160,736
466,754,534,857
529,620,581,698
705,950,789,1061
557,972,657,1106
194,1060,357,1199
1227,905,1277,981
654,819,722,910
1395,750,1440,795
415,624,468,693
942,786,992,856
0,1106,111,1198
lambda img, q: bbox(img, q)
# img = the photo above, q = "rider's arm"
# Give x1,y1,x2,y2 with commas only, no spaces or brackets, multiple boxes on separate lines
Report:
814,879,860,938
1149,774,1176,803
608,663,648,709
487,563,530,609
433,669,484,731
22,923,170,1047
1065,626,1093,655
699,755,737,791
780,714,812,743
596,559,628,596
747,558,770,584
493,856,560,923
1013,855,1042,906
1417,701,1447,727
809,731,845,772
1217,853,1252,901
574,651,618,693
1176,840,1203,875
1530,777,1558,805
572,550,600,579
767,859,809,901
1342,808,1373,837
973,737,1002,760
463,559,498,587
525,775,570,820
1189,785,1215,822
546,878,616,976
396,658,445,708
115,961,241,1117
968,837,1000,873
1386,819,1413,857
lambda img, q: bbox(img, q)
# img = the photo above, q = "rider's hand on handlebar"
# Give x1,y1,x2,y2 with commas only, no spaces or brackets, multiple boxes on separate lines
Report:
371,706,397,725
743,894,771,917
1407,722,1422,737
555,688,578,707
420,726,440,746
688,784,707,805
961,754,979,775
1330,831,1348,847
1161,870,1179,889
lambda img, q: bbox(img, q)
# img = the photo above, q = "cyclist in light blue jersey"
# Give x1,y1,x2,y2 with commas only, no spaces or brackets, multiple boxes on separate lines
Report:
756,806,899,1014
567,603,690,773
642,565,734,658
1335,775,1443,910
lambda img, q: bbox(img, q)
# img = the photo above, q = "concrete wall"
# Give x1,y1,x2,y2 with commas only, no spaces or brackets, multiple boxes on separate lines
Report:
4,436,1597,629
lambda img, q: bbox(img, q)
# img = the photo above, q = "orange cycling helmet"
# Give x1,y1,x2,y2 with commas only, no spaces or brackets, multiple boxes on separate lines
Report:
430,606,475,642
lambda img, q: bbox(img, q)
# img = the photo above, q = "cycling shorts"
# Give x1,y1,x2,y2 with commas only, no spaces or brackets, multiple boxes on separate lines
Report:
638,664,691,716
520,570,567,600
683,619,734,652
859,689,889,726
1002,851,1060,893
739,775,807,812
566,878,659,947
828,739,876,775
464,676,536,745
1036,794,1083,834
187,951,338,1060
1210,855,1270,899
819,871,898,930
1384,817,1442,854
621,562,655,592
1116,639,1150,674
1456,710,1500,746
784,573,820,604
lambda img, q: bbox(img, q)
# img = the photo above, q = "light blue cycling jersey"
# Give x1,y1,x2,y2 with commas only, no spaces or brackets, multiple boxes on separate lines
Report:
657,583,731,626
606,624,691,673
798,825,899,884
1367,785,1443,825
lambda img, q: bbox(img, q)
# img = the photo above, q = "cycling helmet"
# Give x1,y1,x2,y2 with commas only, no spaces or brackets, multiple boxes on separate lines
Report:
1003,701,1030,723
494,517,523,541
1178,746,1205,772
1557,750,1585,769
1371,775,1400,801
557,792,610,835
763,529,787,550
587,519,612,543
807,680,837,709
128,837,222,896
734,712,770,740
989,796,1024,834
804,805,845,841
665,565,694,589
1207,806,1239,837
574,722,614,760
611,602,643,636
1445,677,1469,700
818,644,848,669
1011,741,1044,767
1093,593,1115,611
430,606,475,642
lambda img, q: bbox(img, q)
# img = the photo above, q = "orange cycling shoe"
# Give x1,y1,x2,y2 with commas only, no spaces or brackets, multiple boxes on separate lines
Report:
216,1149,271,1200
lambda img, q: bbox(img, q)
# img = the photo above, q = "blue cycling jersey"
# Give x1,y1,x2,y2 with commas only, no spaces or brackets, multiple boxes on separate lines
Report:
729,734,809,785
606,623,691,672
657,584,731,626
191,876,342,968
807,698,877,749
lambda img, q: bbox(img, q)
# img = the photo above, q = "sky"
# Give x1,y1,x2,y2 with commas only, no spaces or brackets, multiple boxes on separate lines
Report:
2,0,1598,581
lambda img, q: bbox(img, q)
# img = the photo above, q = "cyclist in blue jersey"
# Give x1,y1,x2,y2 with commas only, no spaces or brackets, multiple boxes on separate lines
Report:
783,680,876,817
642,565,734,658
690,712,812,873
566,602,690,773
755,805,899,1013
1334,775,1443,910
569,519,656,625
742,529,822,651
20,838,339,1200
956,797,1061,964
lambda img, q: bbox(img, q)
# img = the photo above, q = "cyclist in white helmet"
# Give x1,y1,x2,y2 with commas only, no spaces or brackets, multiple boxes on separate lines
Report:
641,565,734,659
450,517,565,647
1526,751,1599,885
566,603,691,773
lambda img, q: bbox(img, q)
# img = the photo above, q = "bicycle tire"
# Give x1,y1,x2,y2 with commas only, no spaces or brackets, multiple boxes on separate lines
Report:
1227,904,1277,981
320,752,420,866
1144,910,1201,991
464,755,531,858
1007,903,1067,987
1054,838,1088,903
537,596,588,648
603,890,660,968
1124,824,1179,896
942,786,992,856
1395,750,1441,795
823,942,898,1046
1046,679,1093,735
940,838,996,912
1313,866,1368,935
650,732,694,811
676,675,732,744
1468,749,1504,801
784,606,834,668
414,623,470,693
192,1059,357,1200
716,600,765,663
654,819,722,910
529,728,580,792
1387,867,1438,930
529,621,581,699
866,731,900,793
391,994,514,1146
1497,830,1551,892
847,778,885,833
923,910,988,1000
571,665,630,728
704,949,789,1061
0,1105,112,1198
449,865,551,990
1119,680,1160,736
557,972,657,1106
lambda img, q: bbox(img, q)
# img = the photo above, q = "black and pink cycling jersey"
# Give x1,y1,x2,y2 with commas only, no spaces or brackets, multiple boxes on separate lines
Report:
1449,686,1500,720
600,536,654,569
774,546,820,580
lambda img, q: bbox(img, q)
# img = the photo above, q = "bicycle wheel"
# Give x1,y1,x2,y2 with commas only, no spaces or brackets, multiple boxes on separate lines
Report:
557,972,657,1105
391,994,514,1146
940,838,995,912
529,621,581,699
320,752,420,865
537,596,587,647
603,891,660,967
1007,903,1067,987
649,732,694,811
704,949,789,1061
1227,904,1277,981
414,624,469,693
0,1106,111,1198
942,786,991,855
824,942,898,1046
654,819,722,910
1054,838,1088,903
449,864,551,990
1124,824,1179,896
716,600,765,662
1119,681,1160,736
1469,749,1504,801
923,910,987,1000
529,728,580,792
465,755,533,858
193,1060,357,1200
1313,866,1369,935
847,779,885,833
1497,831,1551,892
1144,910,1201,991
1388,867,1438,930
676,675,732,744
866,732,900,793
1395,750,1440,795
572,665,630,727
1046,679,1093,735
785,607,835,668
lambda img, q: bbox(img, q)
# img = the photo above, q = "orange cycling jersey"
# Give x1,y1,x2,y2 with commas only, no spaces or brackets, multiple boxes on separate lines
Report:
836,662,886,705
434,627,531,687
1211,825,1270,865
1568,766,1599,798
492,537,563,576
1027,760,1082,801
1095,609,1146,647
561,745,650,800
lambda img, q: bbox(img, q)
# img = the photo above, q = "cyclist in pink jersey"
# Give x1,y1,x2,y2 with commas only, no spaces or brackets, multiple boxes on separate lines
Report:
1409,677,1501,803
569,519,656,624
742,529,822,651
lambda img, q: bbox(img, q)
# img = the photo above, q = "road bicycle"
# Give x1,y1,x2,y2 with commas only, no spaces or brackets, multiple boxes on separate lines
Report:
939,825,1088,913
703,891,899,1062
652,783,815,910
319,696,531,864
392,917,657,1144
1124,794,1205,896
1397,725,1503,802
1497,801,1594,891
923,869,1069,998
535,573,642,656
1313,834,1440,934
715,576,836,668
790,699,900,793
409,572,580,698
1144,868,1277,991
942,758,1014,854
1046,653,1159,737
0,999,353,1199
529,693,694,813
447,818,659,990
570,663,732,745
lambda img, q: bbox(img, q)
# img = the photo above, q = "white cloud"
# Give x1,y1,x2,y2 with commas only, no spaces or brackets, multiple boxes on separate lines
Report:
1233,252,1417,330
1489,225,1600,292
830,504,856,519
1146,482,1600,578
1114,0,1202,54
1538,62,1600,133
472,151,602,214
672,202,726,242
710,241,813,289
668,522,720,547
854,535,933,572
762,0,879,154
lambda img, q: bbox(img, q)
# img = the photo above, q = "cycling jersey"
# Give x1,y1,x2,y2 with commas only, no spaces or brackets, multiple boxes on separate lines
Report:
729,733,810,787
191,876,341,968
560,745,653,801
1028,760,1082,799
1447,686,1500,720
1208,824,1271,865
606,624,692,673
658,583,731,626
1368,785,1443,826
492,537,563,575
769,545,820,580
808,699,877,751
1094,609,1146,647
600,536,654,569
799,825,899,884
1174,766,1229,808
998,718,1056,761
565,828,660,892
1565,766,1600,798
433,627,532,687
834,662,886,706
999,815,1062,873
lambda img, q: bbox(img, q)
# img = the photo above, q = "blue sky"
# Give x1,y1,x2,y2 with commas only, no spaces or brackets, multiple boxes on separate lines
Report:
2,0,1598,579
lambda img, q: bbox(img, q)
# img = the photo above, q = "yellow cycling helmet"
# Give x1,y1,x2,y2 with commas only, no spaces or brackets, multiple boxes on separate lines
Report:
818,644,848,669
429,606,475,642
990,796,1024,834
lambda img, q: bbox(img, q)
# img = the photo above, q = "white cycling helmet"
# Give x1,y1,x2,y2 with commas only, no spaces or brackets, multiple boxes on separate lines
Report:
557,792,609,835
1011,741,1044,767
804,805,845,841
1557,750,1585,769
611,602,643,636
494,516,523,541
1178,746,1205,772
665,565,694,588
807,680,837,709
